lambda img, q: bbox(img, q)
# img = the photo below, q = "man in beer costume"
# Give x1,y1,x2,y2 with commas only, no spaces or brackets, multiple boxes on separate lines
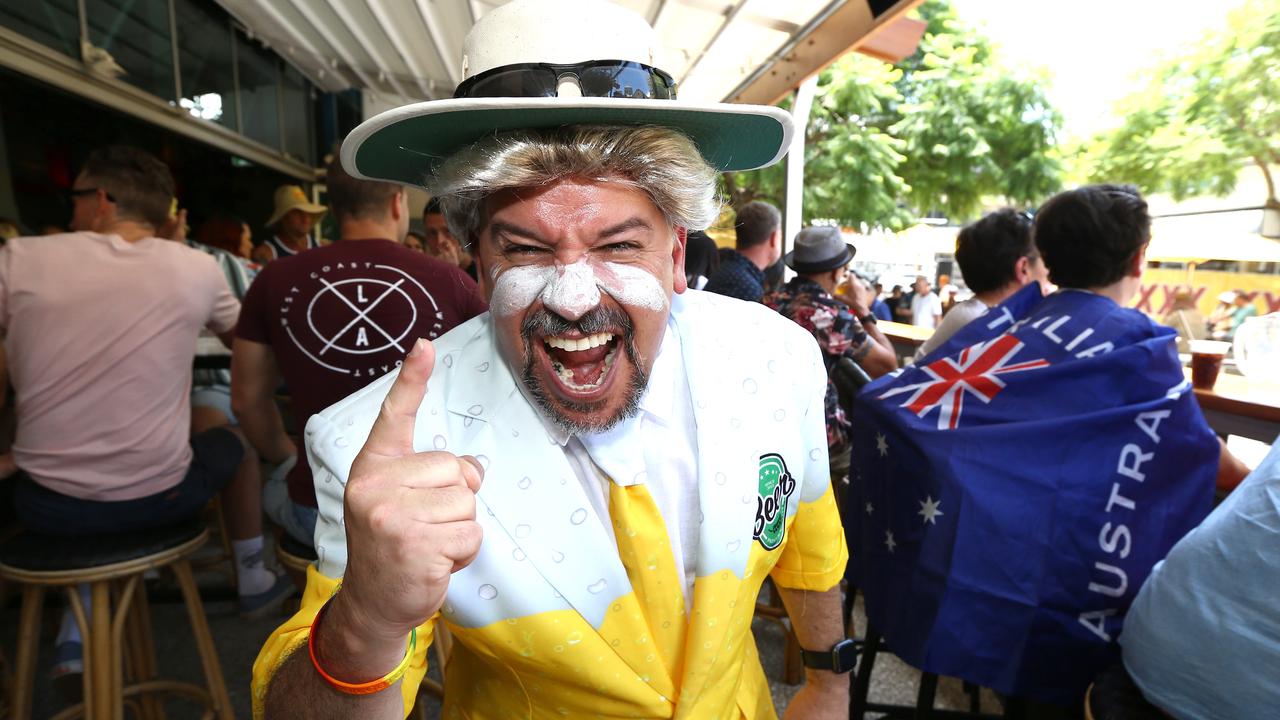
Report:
253,2,850,717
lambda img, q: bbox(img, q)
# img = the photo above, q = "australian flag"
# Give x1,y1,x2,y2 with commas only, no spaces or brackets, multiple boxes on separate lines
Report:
848,283,1219,705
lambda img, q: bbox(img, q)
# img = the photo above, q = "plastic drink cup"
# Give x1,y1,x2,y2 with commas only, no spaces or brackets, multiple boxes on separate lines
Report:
1188,340,1231,391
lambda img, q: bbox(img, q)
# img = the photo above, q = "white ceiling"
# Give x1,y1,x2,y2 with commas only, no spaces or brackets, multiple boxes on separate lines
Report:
218,0,920,112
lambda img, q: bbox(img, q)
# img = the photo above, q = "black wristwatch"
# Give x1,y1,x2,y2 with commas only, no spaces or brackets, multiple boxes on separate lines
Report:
800,638,858,674
858,312,877,325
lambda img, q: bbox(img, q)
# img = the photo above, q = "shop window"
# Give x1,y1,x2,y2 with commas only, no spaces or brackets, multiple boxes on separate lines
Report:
0,0,79,58
85,0,176,100
280,63,313,164
175,0,235,130
236,32,280,150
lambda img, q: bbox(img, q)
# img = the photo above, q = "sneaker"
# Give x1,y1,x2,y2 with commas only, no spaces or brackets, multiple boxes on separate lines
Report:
50,640,83,702
238,573,297,620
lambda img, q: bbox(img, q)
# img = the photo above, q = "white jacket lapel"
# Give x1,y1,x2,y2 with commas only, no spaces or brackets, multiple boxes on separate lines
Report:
669,292,760,581
444,326,632,631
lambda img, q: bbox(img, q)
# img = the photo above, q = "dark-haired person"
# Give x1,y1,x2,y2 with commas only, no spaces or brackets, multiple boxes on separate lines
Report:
703,200,781,302
403,230,427,253
195,214,255,260
848,183,1248,709
683,229,720,289
870,281,892,322
181,213,261,482
765,227,896,476
916,208,1048,357
1033,185,1246,490
423,197,477,280
233,157,487,548
0,146,290,685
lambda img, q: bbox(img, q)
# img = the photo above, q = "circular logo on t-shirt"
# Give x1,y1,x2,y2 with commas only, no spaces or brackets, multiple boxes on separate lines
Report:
280,261,446,377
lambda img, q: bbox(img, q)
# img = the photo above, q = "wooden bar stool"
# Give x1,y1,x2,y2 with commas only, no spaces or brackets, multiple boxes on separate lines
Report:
0,519,233,720
274,531,315,596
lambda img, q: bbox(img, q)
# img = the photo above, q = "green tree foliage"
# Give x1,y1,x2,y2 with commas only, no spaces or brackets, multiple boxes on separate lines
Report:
1085,0,1280,208
722,54,912,230
724,0,1063,230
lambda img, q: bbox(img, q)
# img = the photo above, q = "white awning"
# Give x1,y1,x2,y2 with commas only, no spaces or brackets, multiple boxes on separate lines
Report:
1149,211,1280,263
216,0,924,113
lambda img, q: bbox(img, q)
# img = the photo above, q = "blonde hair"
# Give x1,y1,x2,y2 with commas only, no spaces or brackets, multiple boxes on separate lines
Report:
428,125,720,247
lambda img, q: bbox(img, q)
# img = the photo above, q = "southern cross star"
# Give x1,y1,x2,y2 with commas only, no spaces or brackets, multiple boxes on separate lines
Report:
885,530,896,553
918,495,943,525
876,433,889,457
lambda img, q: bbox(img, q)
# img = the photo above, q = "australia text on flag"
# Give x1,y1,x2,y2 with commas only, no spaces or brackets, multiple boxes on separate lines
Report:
847,284,1219,705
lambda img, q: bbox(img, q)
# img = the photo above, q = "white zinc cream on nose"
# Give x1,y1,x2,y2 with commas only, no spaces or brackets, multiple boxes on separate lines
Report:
490,258,669,317
540,260,601,320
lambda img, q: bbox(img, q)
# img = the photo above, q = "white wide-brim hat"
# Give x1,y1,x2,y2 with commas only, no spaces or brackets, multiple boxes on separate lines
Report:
342,0,794,187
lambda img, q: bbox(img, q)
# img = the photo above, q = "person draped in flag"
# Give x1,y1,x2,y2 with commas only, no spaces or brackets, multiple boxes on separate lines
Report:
849,184,1248,708
915,208,1049,358
764,226,897,478
252,1,851,718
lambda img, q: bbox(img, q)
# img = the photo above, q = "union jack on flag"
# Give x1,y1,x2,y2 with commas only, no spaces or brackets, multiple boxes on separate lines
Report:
848,283,1219,704
878,334,1049,430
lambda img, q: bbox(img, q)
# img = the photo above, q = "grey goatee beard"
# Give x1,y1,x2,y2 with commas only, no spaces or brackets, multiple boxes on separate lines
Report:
520,305,648,436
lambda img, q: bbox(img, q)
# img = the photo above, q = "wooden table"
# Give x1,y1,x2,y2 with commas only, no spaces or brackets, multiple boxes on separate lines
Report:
878,321,932,363
1186,369,1280,444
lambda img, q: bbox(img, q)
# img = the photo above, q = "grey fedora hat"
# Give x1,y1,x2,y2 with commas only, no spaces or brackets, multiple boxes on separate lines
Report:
784,226,856,274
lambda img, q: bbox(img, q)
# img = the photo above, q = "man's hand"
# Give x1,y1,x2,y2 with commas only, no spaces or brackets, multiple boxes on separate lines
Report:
320,338,484,679
835,277,872,317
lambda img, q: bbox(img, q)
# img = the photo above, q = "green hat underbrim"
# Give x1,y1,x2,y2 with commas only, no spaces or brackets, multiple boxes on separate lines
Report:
342,97,794,187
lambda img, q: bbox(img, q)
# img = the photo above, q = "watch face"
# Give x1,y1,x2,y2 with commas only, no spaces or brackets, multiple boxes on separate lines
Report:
803,638,860,673
833,638,858,673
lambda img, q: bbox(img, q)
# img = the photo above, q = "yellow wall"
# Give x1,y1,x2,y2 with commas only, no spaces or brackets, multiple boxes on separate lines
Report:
1134,268,1280,317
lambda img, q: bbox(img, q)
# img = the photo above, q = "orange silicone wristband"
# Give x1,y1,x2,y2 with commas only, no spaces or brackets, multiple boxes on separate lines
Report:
308,595,417,695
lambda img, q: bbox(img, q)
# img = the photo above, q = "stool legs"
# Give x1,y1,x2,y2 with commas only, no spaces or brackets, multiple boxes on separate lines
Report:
10,584,45,719
88,580,118,720
120,578,165,720
172,559,233,720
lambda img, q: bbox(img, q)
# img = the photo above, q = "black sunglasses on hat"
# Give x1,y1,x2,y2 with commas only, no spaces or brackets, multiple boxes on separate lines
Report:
454,60,677,100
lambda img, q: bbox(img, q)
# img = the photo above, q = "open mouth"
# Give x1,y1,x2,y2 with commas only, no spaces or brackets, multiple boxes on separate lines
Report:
540,331,622,394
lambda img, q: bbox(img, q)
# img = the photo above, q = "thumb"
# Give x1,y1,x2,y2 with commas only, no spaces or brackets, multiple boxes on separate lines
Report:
362,338,436,456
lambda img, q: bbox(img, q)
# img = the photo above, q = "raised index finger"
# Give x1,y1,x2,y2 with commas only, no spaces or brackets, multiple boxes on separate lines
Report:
363,338,435,457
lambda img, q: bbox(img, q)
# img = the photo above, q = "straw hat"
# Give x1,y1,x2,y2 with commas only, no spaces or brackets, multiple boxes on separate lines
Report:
266,185,326,227
784,226,856,274
341,0,793,187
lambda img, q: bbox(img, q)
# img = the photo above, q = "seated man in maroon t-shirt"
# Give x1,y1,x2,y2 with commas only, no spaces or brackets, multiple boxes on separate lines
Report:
232,157,487,546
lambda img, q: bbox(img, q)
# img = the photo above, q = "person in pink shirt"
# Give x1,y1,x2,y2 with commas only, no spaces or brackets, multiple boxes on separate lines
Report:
0,146,293,686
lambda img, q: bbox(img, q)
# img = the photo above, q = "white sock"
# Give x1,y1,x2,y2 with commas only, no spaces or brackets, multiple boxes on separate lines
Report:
233,536,276,596
56,585,92,645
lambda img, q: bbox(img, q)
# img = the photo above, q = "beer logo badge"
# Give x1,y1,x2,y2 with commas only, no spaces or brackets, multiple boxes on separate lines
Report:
754,453,797,550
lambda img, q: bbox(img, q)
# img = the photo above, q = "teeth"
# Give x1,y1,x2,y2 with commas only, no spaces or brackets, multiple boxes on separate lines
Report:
549,346,619,391
545,332,614,352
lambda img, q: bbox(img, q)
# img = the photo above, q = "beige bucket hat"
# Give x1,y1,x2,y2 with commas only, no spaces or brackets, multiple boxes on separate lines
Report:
266,185,327,227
